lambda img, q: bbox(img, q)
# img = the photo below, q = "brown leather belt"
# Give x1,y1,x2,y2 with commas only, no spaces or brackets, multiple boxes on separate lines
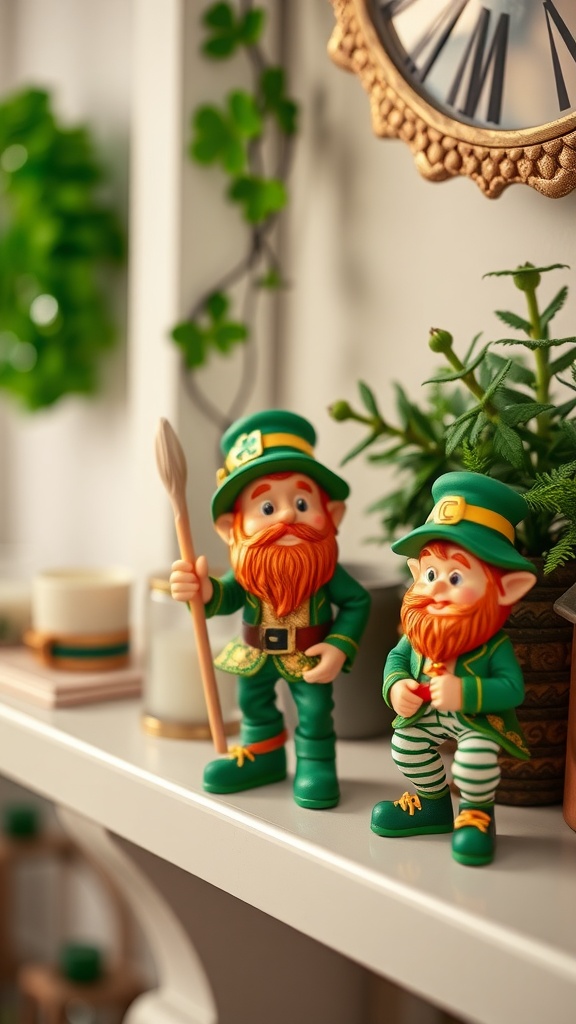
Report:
242,621,332,655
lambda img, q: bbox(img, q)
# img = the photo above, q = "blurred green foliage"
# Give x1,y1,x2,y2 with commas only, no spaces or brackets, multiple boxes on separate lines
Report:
0,87,124,410
171,1,298,377
330,264,576,573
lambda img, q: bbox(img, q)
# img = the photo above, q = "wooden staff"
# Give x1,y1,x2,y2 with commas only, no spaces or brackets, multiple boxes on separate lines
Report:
155,417,227,753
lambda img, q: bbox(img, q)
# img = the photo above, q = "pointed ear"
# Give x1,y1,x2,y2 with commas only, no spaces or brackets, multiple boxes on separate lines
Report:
407,558,420,582
497,571,536,607
327,500,346,531
214,512,234,545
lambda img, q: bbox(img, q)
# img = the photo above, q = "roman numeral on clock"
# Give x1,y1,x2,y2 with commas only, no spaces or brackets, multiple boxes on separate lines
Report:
544,1,576,111
378,1,509,125
445,7,509,124
375,0,576,126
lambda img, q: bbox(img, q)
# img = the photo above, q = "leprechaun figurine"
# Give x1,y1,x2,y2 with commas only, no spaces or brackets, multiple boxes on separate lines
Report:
371,472,537,866
170,410,371,809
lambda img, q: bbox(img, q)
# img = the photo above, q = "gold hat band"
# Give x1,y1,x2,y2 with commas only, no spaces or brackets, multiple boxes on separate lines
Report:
223,430,314,476
426,496,515,544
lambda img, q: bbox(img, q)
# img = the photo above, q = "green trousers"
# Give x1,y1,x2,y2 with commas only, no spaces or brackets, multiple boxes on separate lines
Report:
236,660,336,743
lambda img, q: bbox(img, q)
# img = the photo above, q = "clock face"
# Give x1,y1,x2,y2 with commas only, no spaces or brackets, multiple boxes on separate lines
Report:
368,0,576,135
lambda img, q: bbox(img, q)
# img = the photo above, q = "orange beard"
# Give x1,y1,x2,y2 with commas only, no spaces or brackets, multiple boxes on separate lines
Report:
401,585,510,664
230,512,338,619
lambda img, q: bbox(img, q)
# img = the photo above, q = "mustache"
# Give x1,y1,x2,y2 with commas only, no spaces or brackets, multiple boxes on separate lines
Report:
403,590,472,618
237,521,331,549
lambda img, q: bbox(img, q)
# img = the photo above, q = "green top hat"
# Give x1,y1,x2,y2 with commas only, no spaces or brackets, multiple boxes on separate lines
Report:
392,472,537,574
211,410,349,521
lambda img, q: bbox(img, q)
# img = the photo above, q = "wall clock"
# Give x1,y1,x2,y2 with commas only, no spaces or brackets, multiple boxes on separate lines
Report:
328,0,576,198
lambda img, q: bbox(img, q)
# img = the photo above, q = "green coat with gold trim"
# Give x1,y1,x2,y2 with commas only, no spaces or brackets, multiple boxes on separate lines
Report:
205,563,371,684
383,631,530,760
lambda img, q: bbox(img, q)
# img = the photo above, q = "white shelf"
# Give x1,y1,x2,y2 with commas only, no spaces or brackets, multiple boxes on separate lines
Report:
0,692,574,1024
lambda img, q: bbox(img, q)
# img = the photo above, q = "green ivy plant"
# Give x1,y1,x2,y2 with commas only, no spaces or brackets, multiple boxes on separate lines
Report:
170,1,298,431
0,87,124,410
330,263,576,573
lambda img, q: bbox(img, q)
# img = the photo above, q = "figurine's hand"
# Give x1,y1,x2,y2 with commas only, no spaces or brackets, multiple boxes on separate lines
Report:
390,679,424,717
169,557,213,605
429,673,463,712
302,643,346,683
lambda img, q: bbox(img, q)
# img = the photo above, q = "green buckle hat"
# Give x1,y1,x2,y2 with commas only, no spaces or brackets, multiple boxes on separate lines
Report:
211,409,350,521
392,472,537,574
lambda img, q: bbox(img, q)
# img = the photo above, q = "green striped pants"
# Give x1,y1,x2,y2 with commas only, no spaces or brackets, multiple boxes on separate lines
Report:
392,710,501,805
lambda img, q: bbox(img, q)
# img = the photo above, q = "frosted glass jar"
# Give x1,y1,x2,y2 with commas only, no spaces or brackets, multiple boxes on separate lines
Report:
143,577,239,739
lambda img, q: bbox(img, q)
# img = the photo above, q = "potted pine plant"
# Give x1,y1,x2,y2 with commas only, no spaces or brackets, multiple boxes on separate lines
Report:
330,262,576,805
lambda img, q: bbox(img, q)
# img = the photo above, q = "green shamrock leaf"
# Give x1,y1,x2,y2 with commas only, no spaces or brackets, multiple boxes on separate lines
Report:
228,175,287,223
201,3,265,58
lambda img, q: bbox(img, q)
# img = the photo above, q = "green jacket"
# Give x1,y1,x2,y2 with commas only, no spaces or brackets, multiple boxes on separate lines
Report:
383,631,530,760
205,563,371,684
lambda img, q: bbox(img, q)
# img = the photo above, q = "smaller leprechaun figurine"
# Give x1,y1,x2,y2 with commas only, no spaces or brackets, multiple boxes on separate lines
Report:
371,472,537,866
170,410,371,809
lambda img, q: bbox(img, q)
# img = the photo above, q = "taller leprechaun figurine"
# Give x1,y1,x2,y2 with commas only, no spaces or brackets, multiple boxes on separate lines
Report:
371,472,537,866
170,410,371,809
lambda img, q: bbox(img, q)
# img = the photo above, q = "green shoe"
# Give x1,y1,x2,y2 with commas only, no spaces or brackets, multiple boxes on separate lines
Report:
371,789,454,837
293,731,339,809
452,802,495,866
203,732,287,794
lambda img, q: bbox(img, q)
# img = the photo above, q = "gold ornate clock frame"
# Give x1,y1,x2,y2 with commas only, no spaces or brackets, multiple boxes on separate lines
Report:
328,0,576,199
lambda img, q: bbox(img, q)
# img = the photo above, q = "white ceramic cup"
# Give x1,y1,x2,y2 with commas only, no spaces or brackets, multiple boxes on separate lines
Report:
28,568,132,671
32,568,132,635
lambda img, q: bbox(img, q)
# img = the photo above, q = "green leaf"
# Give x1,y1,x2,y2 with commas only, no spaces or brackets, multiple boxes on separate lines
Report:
495,335,576,350
228,174,287,223
341,432,381,465
542,527,576,572
484,263,569,279
445,414,475,454
212,320,248,351
450,405,482,429
424,343,490,384
203,3,235,30
555,396,576,417
275,98,299,135
358,381,380,417
201,3,240,59
409,403,443,444
205,291,229,321
256,268,285,289
239,7,266,45
228,91,262,139
499,402,554,425
191,106,233,163
469,411,489,445
462,332,483,364
261,67,285,106
558,425,576,457
549,344,576,376
492,423,525,468
393,382,412,426
485,351,535,387
367,442,409,465
260,67,299,134
170,321,206,368
202,36,238,58
540,286,568,331
494,309,532,334
481,358,512,402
